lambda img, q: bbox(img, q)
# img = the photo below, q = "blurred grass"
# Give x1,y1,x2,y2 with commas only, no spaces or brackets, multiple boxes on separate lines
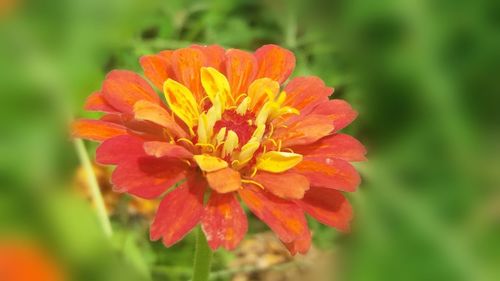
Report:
1,0,499,280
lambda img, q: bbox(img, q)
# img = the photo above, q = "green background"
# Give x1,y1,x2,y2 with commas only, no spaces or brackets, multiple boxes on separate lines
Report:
1,0,499,280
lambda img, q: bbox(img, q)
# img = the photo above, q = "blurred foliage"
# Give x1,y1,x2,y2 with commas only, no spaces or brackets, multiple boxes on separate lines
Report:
1,0,499,280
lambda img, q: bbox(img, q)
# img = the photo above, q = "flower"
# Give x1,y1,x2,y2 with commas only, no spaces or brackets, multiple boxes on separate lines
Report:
72,44,366,254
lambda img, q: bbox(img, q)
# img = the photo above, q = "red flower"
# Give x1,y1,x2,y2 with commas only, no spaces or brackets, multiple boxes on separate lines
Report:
72,44,366,254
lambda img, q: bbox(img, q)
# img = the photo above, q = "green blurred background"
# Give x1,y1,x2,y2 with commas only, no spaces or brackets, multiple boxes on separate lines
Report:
1,0,499,280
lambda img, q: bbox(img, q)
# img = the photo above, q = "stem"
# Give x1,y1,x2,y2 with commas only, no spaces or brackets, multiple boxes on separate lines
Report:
73,138,113,237
192,226,213,281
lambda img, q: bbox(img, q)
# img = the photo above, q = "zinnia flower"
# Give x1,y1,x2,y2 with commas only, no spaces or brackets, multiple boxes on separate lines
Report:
72,44,366,254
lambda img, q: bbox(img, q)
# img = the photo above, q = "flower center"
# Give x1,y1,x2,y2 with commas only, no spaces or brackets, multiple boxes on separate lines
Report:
214,110,256,145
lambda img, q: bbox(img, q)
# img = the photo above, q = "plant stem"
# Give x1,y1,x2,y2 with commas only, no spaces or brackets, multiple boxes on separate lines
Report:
74,138,113,237
192,226,213,281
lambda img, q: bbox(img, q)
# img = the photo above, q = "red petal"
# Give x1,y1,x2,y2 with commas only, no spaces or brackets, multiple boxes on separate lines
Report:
150,174,206,246
96,135,146,165
111,157,188,199
171,48,207,101
140,54,173,90
254,171,309,200
239,186,309,243
225,49,257,96
201,193,248,250
296,187,352,232
293,134,366,162
71,119,128,142
284,76,332,115
274,114,334,147
101,70,160,114
143,141,193,159
313,99,358,132
84,91,118,113
206,168,241,193
191,44,226,71
282,229,311,255
255,44,295,83
293,157,360,192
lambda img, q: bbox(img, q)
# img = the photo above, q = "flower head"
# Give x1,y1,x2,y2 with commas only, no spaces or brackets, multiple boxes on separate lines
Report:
73,44,366,254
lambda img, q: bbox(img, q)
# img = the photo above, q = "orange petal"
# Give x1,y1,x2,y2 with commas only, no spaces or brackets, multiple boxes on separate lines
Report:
206,168,241,193
71,119,128,142
133,100,188,138
225,49,257,96
282,229,311,255
140,54,173,90
191,44,225,70
313,99,358,132
293,157,360,192
150,174,206,246
239,186,309,243
201,193,248,250
84,91,117,113
101,70,160,114
254,171,309,199
292,133,367,162
274,114,334,147
171,47,207,101
254,44,295,83
143,141,193,159
296,187,352,232
283,76,332,115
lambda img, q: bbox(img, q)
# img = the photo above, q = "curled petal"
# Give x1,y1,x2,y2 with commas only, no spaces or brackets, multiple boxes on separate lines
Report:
247,78,279,111
274,114,334,147
206,168,241,193
140,54,173,90
133,100,188,138
239,186,309,243
225,49,257,96
293,134,367,162
102,70,160,114
143,141,193,159
171,48,206,101
283,76,332,115
313,99,358,132
282,229,311,255
254,171,309,199
111,157,188,199
96,135,146,165
202,193,248,250
293,157,360,192
84,91,117,113
296,187,352,232
71,119,128,142
150,175,206,246
254,44,295,83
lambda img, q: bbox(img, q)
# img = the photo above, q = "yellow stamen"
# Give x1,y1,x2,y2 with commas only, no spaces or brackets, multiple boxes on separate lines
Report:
241,179,264,189
222,130,239,157
250,167,258,177
177,138,194,146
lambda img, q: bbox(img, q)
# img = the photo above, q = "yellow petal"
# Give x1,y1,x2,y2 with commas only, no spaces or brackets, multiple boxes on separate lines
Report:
255,101,279,125
193,154,228,172
247,78,279,110
196,113,212,144
250,124,266,142
236,96,251,115
222,130,239,157
163,79,199,131
201,67,231,108
269,106,300,120
215,127,227,145
238,141,260,165
256,151,303,173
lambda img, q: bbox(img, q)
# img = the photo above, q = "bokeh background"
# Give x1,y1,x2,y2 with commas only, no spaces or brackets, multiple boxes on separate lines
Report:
1,0,499,280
